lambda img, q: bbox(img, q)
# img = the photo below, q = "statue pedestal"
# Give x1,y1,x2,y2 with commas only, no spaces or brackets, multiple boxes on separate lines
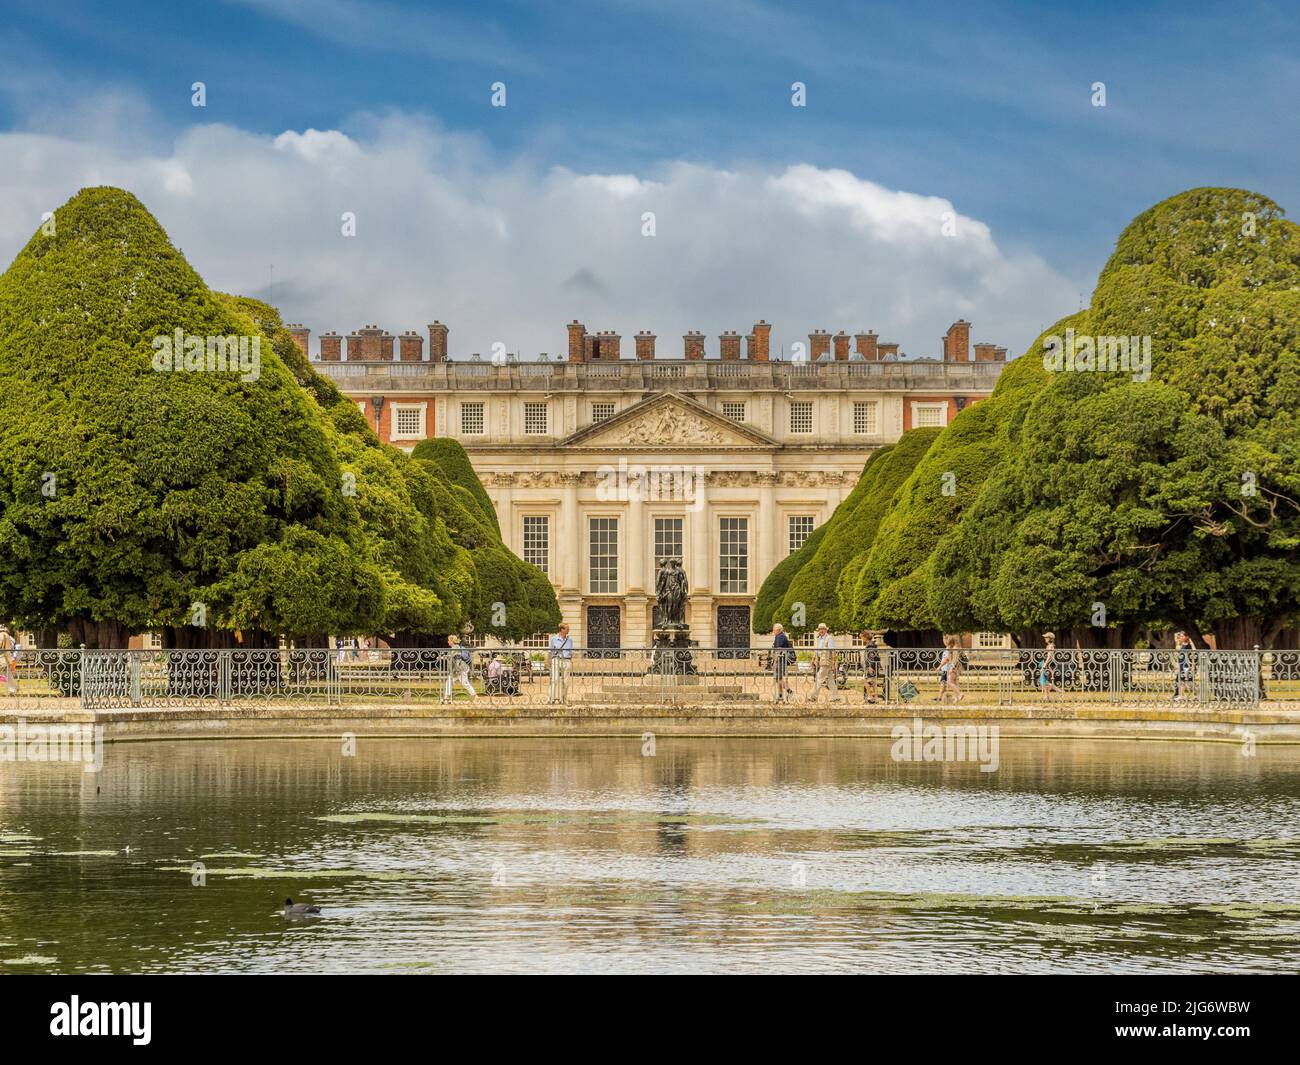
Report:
648,624,698,676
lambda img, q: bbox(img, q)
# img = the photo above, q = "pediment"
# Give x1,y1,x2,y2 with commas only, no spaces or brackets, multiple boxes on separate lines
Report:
563,392,778,450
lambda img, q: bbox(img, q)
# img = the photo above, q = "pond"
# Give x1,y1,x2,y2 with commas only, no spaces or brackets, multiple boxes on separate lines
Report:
1,736,1298,973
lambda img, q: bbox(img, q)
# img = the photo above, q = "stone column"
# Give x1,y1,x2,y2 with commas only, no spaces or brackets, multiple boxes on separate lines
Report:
560,473,581,595
757,472,778,590
688,471,713,644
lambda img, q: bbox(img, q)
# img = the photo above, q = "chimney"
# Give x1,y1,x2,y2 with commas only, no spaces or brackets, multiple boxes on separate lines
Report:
286,324,310,357
595,330,620,360
427,321,449,362
833,331,850,361
994,346,1008,362
567,320,587,363
348,325,393,362
635,330,656,360
747,320,771,362
878,342,899,360
944,319,971,362
399,330,424,362
973,342,997,362
719,330,742,361
319,331,342,362
684,330,705,361
855,330,879,361
808,329,831,362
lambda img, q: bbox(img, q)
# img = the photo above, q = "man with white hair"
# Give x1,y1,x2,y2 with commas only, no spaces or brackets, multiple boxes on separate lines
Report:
810,623,842,703
770,623,795,703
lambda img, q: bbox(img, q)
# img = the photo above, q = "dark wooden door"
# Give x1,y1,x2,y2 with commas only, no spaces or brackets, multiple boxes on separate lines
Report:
717,605,751,659
586,606,621,654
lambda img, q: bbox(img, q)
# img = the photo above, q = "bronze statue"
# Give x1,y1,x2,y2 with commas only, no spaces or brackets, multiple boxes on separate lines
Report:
655,557,688,627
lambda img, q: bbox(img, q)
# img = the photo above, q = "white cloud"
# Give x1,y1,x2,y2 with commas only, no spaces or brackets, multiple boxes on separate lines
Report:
0,113,1076,360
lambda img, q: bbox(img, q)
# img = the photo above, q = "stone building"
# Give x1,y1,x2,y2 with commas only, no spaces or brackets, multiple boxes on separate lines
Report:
294,318,1007,648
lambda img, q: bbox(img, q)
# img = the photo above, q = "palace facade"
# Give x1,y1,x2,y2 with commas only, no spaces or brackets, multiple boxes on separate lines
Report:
294,318,1008,648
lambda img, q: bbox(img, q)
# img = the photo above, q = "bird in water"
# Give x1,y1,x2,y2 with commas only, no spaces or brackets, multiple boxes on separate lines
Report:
284,897,321,916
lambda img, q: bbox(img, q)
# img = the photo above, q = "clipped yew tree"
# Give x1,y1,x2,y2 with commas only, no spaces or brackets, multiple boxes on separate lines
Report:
0,188,388,647
218,294,477,642
752,523,828,635
930,188,1300,648
771,429,941,637
844,347,1052,642
411,438,559,641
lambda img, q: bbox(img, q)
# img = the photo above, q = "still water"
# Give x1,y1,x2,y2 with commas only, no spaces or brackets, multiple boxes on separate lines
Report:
2,736,1299,974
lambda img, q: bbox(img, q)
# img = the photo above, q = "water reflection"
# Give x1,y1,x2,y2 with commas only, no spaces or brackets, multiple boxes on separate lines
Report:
1,737,1298,973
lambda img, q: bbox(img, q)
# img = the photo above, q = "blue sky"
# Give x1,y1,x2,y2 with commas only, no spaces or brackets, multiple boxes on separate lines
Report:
1,0,1296,358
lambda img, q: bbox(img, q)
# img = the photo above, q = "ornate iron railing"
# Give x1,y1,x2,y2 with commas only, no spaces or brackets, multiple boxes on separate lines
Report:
0,646,1281,711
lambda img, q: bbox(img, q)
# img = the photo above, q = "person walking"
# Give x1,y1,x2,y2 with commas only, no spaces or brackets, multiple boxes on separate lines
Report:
770,623,795,703
1038,632,1063,695
937,635,964,703
810,623,842,702
860,631,881,704
1172,630,1195,702
442,635,477,703
548,623,573,704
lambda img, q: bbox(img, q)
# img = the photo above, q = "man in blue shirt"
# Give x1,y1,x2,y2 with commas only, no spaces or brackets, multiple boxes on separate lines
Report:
548,623,573,704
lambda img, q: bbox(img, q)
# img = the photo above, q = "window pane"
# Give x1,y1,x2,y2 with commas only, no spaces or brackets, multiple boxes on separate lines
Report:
589,517,619,593
461,402,485,434
654,517,683,564
722,401,745,422
789,401,813,434
719,517,748,593
788,515,815,554
853,401,877,434
592,402,615,423
523,516,549,574
524,402,548,435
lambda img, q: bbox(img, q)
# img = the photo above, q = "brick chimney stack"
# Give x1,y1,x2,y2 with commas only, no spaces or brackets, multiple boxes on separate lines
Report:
833,331,851,361
808,329,831,362
994,346,1007,362
747,320,771,362
684,331,706,361
427,321,449,362
347,324,394,362
286,324,310,357
719,330,742,361
635,330,656,360
399,330,424,362
319,331,342,361
944,320,971,362
878,341,899,360
973,342,996,362
567,320,587,363
594,330,621,360
855,330,879,361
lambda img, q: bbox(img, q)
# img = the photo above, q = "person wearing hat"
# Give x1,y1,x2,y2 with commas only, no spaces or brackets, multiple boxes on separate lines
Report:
770,623,795,703
1038,632,1063,695
810,623,842,703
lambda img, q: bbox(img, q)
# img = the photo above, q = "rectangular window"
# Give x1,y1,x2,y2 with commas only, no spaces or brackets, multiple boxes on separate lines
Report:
522,516,549,575
392,404,425,439
915,404,946,428
592,402,615,423
788,515,815,555
654,517,683,564
589,517,619,593
853,401,878,435
524,402,548,435
789,401,813,434
722,401,745,423
460,401,485,435
719,517,749,593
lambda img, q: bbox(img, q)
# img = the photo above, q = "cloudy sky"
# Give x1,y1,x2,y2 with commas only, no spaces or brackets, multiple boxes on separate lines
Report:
1,0,1296,361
